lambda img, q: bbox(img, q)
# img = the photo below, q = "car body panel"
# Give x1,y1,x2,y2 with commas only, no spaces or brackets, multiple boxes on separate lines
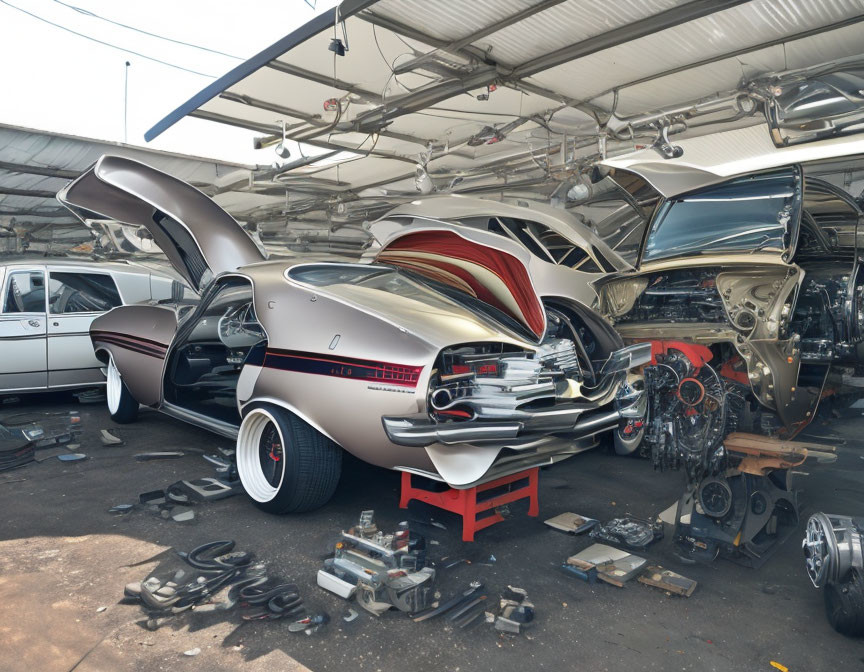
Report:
371,197,631,307
381,196,631,271
0,268,48,391
244,261,544,473
90,304,178,406
57,155,265,292
375,228,547,341
638,166,803,267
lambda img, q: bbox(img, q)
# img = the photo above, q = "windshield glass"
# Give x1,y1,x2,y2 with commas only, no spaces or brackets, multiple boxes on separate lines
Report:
642,167,802,264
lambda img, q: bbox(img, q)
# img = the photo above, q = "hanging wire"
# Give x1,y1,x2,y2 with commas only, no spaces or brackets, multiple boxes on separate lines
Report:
0,0,218,77
50,0,244,59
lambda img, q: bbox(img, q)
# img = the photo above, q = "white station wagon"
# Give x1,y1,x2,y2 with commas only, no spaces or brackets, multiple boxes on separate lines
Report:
0,257,183,394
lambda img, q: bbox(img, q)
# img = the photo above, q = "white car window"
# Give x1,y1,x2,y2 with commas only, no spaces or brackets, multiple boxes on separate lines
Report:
2,270,46,314
48,272,122,314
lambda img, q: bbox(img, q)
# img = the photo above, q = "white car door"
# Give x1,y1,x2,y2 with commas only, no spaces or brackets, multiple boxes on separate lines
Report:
0,267,49,391
46,268,123,388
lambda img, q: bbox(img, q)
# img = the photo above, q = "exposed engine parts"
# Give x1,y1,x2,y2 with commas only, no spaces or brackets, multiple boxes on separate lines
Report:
803,513,864,637
674,471,799,567
429,307,596,423
430,338,583,421
792,266,864,362
589,516,663,551
615,270,727,325
627,342,740,480
317,511,436,616
382,304,653,453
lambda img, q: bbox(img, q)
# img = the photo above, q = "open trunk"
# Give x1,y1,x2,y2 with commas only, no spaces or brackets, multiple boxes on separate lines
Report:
375,226,548,343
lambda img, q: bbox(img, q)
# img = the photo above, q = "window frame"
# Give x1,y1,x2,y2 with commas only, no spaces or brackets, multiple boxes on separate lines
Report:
2,267,48,315
46,269,124,315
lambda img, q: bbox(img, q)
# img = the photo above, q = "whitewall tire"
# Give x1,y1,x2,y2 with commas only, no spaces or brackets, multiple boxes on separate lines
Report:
106,354,139,423
236,403,342,514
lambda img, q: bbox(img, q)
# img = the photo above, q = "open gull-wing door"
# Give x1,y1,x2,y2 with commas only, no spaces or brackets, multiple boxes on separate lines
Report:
375,225,547,343
58,155,265,293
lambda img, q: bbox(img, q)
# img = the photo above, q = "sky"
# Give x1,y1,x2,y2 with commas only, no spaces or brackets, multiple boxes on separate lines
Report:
0,0,339,165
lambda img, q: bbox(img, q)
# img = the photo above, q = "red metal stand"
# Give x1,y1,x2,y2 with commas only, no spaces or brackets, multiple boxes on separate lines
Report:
399,468,540,542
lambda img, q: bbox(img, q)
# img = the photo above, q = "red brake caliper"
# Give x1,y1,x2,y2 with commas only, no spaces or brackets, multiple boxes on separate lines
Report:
269,442,282,462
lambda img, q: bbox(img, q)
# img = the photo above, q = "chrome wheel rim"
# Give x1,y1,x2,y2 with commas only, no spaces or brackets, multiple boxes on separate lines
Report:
107,356,122,415
237,409,286,502
803,512,835,588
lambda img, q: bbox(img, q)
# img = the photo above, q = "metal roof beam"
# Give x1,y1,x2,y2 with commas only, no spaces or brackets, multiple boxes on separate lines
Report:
0,160,79,179
595,13,864,97
264,60,380,101
0,186,57,199
391,0,567,75
510,0,750,79
353,0,748,132
189,110,418,165
218,92,327,127
0,208,75,218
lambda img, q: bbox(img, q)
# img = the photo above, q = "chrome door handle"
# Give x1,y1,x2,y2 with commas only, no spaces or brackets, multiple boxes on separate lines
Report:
28,319,40,328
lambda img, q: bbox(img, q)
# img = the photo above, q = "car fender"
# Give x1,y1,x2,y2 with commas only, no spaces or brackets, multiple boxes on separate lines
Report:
90,304,178,407
237,395,339,445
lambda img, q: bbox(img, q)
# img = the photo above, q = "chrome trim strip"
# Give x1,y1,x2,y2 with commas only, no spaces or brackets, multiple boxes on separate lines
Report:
160,402,239,439
0,334,46,341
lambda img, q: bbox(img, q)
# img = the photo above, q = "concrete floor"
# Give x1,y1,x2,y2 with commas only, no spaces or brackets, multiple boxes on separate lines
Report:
1,392,862,672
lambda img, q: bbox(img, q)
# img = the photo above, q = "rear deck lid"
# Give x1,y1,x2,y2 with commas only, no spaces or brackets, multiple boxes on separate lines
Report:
57,155,265,292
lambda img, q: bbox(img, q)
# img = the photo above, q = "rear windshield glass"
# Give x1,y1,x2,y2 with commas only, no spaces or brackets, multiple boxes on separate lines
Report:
643,167,801,263
288,264,535,341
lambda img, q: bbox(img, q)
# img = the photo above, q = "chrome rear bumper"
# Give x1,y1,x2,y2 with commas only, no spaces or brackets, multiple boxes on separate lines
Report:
383,343,650,448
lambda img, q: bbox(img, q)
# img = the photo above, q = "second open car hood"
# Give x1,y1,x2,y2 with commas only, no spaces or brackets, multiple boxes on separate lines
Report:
604,164,803,271
57,155,265,293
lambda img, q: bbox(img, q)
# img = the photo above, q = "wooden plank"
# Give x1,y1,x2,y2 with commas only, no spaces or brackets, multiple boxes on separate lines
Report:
638,565,697,597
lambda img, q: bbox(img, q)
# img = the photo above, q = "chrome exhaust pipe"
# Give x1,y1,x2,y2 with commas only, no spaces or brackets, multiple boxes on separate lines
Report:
383,406,624,447
429,388,454,411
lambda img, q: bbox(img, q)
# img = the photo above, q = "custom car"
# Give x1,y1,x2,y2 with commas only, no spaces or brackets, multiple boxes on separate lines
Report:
0,256,185,394
57,155,650,513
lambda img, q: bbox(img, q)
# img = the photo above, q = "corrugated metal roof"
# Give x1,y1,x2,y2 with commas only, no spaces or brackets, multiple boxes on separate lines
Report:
528,0,864,110
0,124,340,257
139,0,864,223
0,123,251,223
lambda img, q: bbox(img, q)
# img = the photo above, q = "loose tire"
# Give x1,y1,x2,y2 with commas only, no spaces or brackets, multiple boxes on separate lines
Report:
236,403,342,513
824,568,864,637
106,355,138,424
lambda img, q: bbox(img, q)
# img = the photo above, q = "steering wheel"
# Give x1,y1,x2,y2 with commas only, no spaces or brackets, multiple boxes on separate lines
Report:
217,302,264,349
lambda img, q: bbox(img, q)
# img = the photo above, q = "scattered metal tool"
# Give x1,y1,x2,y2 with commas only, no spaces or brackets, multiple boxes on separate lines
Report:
493,586,534,635
135,451,185,461
590,516,663,550
318,511,435,616
411,582,483,622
